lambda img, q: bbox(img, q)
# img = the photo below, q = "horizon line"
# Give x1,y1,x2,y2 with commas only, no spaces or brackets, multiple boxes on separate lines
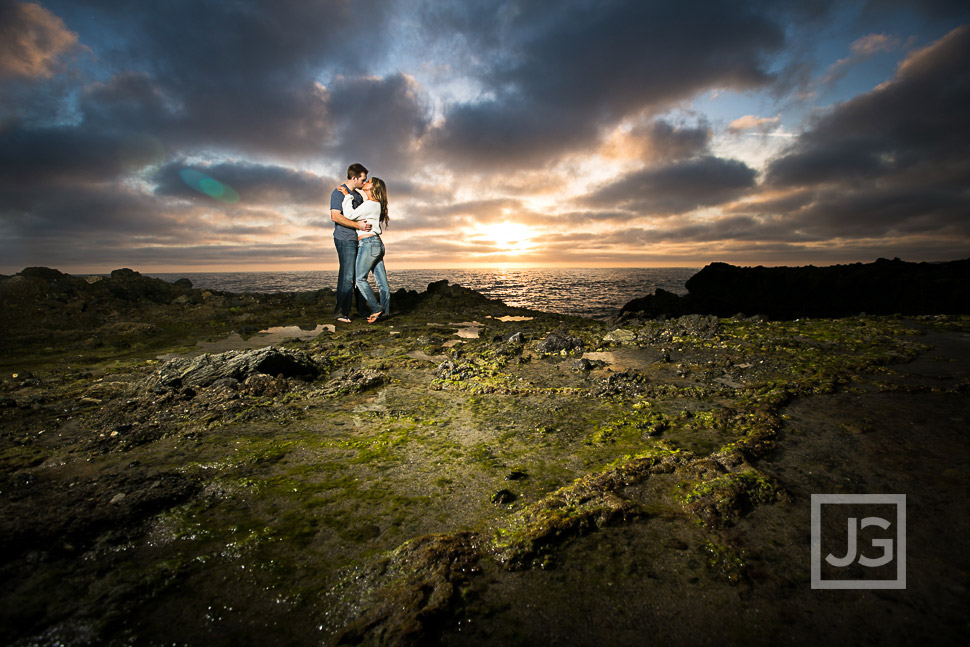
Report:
5,255,967,277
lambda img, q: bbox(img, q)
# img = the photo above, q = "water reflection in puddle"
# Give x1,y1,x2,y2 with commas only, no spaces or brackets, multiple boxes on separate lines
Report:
581,349,655,371
427,321,483,340
426,316,534,342
198,324,334,352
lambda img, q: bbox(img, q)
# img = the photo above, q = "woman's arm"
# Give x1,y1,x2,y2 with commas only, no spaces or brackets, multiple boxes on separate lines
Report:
332,187,371,230
342,194,379,221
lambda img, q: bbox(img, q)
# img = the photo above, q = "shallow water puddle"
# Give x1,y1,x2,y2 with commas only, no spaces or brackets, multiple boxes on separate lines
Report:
406,350,448,362
427,321,483,339
160,324,335,358
582,348,656,371
424,317,533,343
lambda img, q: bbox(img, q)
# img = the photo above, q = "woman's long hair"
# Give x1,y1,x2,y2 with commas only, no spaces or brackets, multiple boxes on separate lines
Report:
369,177,389,228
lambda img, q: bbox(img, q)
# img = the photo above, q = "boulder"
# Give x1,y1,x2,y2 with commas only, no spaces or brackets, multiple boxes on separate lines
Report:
0,267,87,303
144,346,320,391
537,333,583,354
105,268,191,303
604,328,637,344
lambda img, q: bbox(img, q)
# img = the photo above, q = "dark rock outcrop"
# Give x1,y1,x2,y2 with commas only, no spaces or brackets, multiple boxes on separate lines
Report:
144,346,321,392
619,258,970,320
0,266,197,307
537,332,584,354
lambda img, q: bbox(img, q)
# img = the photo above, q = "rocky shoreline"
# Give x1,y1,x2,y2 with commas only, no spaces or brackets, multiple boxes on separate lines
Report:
618,257,970,320
1,267,968,646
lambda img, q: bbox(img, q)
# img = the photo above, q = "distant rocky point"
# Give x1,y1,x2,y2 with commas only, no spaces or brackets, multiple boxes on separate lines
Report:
619,257,970,320
0,266,535,355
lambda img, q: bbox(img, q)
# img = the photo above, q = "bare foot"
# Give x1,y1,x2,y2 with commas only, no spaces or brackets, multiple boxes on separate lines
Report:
336,316,352,324
367,311,383,323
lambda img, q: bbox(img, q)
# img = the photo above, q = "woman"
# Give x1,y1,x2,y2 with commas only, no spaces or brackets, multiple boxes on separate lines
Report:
337,177,390,323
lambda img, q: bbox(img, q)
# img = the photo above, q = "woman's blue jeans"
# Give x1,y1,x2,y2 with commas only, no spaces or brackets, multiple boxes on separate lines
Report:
354,236,390,316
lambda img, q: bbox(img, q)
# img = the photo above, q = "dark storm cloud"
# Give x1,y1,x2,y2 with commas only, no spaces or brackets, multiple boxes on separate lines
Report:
634,121,712,162
323,74,431,175
0,0,430,254
425,0,802,167
0,123,135,186
793,187,970,237
4,0,968,271
764,24,970,238
38,0,396,157
584,156,758,216
1,181,179,236
861,0,970,23
638,215,814,244
153,161,334,205
0,0,434,191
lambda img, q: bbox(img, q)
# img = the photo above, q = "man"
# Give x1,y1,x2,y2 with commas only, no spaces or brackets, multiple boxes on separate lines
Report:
330,163,372,323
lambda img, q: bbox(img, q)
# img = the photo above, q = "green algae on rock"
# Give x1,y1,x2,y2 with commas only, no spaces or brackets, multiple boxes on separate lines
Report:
1,268,968,646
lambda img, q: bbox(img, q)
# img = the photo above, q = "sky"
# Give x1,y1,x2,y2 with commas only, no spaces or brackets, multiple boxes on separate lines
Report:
1,0,969,273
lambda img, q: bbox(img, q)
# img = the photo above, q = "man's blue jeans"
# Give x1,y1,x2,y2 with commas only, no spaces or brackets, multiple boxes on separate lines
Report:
334,237,368,319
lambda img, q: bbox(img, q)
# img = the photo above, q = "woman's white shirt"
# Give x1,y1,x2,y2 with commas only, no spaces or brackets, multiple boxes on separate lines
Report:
342,194,383,237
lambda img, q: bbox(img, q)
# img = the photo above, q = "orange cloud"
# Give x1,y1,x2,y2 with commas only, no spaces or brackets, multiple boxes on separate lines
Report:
0,2,79,79
727,114,781,134
850,33,900,56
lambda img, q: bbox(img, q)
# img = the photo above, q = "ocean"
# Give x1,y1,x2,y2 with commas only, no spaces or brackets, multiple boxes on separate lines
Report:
147,268,698,320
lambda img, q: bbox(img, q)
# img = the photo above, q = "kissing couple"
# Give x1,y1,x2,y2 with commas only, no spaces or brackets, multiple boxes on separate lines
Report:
329,163,390,324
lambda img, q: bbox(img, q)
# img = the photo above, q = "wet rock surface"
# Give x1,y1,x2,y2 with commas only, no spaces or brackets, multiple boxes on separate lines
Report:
536,332,584,354
1,267,968,646
144,346,321,392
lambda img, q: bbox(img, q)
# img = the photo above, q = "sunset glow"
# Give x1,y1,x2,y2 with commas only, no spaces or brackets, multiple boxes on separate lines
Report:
481,222,536,254
1,1,968,273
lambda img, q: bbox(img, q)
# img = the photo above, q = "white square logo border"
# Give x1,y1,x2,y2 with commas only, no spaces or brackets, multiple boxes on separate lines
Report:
811,493,906,590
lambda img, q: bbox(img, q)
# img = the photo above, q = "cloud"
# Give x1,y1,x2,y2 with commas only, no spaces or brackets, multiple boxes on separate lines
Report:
602,120,712,163
0,181,186,273
0,122,149,187
2,1,969,272
0,1,79,80
728,115,782,134
584,156,758,216
861,0,970,23
820,33,903,86
851,33,900,56
153,161,334,206
425,0,793,168
790,187,970,237
764,24,970,242
50,0,398,157
323,74,431,175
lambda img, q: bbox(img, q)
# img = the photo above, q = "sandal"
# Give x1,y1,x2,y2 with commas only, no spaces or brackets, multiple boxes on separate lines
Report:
367,311,383,323
336,316,352,324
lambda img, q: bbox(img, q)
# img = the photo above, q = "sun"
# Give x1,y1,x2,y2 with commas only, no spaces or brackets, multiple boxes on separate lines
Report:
488,222,534,252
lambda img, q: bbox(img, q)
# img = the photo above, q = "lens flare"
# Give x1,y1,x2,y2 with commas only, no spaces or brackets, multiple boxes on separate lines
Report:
178,168,240,204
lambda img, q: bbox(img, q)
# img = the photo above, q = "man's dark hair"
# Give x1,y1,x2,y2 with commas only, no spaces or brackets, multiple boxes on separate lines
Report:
347,163,368,179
